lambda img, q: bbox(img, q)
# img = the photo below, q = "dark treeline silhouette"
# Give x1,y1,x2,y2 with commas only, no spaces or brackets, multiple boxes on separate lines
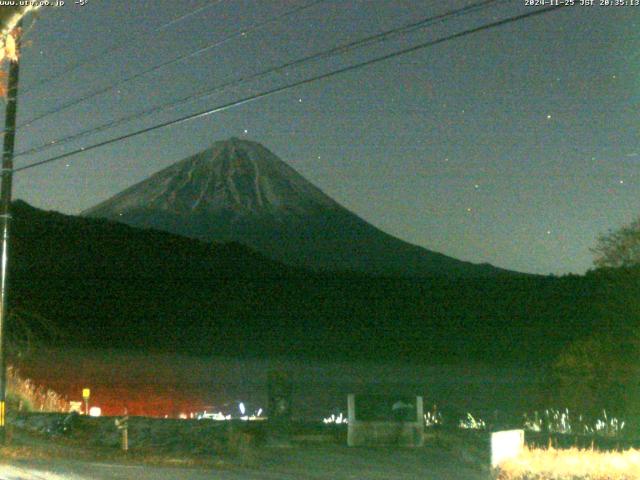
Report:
8,200,636,367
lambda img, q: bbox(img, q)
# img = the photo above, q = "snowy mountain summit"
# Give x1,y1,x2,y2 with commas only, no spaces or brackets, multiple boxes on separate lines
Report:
83,138,508,277
85,137,338,218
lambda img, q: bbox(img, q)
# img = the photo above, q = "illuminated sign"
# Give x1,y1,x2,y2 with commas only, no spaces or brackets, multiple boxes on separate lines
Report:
491,429,525,468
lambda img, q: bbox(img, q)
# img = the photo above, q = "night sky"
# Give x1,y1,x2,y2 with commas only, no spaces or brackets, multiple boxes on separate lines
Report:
8,0,640,275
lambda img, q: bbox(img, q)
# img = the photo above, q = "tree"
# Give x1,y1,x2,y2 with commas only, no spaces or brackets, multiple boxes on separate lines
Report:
592,218,640,268
0,6,37,98
0,6,35,33
552,334,636,418
6,307,64,359
550,220,640,425
0,6,36,58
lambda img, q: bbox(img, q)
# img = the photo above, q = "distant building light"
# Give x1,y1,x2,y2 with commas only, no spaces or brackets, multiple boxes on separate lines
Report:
89,406,102,417
323,412,347,424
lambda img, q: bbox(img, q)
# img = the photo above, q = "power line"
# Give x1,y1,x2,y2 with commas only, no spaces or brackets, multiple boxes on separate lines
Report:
15,0,494,135
15,5,566,174
20,0,226,95
15,0,503,158
155,0,223,31
17,0,326,130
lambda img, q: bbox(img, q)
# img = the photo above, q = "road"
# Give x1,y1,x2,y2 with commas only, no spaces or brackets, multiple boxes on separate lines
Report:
0,446,488,479
0,461,290,480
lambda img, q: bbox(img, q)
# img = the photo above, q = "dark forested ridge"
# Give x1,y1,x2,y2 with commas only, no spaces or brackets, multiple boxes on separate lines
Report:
8,200,630,367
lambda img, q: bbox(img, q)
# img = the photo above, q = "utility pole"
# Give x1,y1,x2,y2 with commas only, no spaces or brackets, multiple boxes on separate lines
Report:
0,23,21,444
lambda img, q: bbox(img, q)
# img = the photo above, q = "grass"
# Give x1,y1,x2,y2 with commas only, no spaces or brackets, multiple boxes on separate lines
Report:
496,446,640,479
0,427,232,470
7,366,69,412
3,414,270,471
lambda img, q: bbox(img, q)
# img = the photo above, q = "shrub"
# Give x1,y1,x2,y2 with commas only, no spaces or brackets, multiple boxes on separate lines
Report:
6,366,69,412
496,446,640,479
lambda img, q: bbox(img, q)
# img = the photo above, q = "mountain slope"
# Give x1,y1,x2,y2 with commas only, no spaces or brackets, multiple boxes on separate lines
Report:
83,138,509,277
10,201,600,365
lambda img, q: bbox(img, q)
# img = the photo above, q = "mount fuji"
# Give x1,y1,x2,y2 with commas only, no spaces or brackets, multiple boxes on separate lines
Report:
83,138,508,277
